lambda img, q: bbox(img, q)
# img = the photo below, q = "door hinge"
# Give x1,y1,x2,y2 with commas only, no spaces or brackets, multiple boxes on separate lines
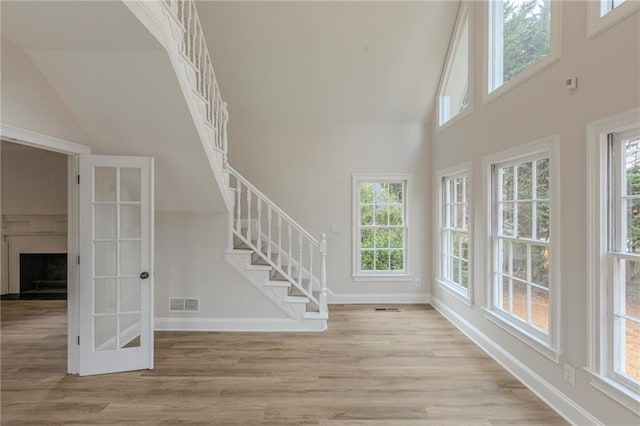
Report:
77,174,80,184
77,336,80,345
77,255,80,265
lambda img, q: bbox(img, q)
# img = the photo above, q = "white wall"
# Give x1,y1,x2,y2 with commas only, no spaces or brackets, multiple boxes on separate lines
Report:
432,2,639,424
1,39,90,144
1,142,67,215
154,211,288,319
229,122,431,302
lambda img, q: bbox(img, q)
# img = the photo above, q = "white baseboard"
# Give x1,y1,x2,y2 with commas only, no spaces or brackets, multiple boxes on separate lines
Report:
431,297,600,426
328,290,430,304
155,316,326,332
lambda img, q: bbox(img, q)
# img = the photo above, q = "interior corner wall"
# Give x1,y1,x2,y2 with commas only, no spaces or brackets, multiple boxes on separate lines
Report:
432,2,639,424
0,38,90,144
228,122,431,302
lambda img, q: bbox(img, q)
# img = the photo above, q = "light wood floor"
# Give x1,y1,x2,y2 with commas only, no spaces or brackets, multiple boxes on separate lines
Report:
1,301,566,425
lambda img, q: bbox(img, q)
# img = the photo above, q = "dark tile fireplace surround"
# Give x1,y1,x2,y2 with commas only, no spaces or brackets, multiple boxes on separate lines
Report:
4,253,68,300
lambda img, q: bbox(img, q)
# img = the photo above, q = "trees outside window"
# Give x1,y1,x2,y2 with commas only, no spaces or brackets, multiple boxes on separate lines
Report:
353,175,410,278
492,155,551,335
489,0,553,93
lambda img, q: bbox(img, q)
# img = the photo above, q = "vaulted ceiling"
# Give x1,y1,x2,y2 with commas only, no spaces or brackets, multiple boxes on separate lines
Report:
196,1,459,124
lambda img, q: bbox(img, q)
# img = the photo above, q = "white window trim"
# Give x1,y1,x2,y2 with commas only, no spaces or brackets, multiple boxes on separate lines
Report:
586,107,640,415
352,173,412,281
482,135,561,363
587,0,640,39
436,2,474,133
483,0,562,105
436,162,473,307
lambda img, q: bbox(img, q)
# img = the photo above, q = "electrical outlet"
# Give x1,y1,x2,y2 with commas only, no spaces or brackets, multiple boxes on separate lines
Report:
416,278,421,287
563,363,575,387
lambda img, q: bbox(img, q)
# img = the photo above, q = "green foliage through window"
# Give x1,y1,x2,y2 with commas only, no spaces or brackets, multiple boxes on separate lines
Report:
358,181,406,272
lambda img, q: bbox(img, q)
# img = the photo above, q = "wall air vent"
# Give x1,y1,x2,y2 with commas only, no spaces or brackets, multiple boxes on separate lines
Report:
169,298,200,312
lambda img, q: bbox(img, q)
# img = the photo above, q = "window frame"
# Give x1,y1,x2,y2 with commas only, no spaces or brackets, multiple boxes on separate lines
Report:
482,136,561,363
436,162,473,305
587,108,640,415
436,2,474,132
352,174,412,281
587,0,640,38
483,0,562,104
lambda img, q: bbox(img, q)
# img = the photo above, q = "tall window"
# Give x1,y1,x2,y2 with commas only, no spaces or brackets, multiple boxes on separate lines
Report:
438,4,470,127
439,170,471,298
491,155,551,336
353,175,409,278
488,0,554,93
607,128,640,390
588,112,640,410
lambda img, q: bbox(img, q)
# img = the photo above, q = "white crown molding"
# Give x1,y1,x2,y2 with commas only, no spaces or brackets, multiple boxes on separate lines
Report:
431,297,601,426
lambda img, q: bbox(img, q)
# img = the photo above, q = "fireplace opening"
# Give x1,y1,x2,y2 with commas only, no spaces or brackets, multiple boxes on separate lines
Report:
19,253,67,300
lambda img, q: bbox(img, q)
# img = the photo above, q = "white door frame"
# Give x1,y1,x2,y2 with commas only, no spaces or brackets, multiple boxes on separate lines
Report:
0,124,90,374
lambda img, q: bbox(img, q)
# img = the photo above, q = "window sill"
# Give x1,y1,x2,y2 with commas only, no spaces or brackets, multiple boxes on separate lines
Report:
483,308,560,364
352,275,413,283
436,106,473,134
436,279,472,307
585,369,640,415
483,54,560,106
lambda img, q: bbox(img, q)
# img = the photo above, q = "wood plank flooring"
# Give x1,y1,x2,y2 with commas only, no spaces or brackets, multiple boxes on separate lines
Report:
1,301,566,425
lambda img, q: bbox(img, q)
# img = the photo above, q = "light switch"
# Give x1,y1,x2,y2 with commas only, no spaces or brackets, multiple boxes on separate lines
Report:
331,224,341,233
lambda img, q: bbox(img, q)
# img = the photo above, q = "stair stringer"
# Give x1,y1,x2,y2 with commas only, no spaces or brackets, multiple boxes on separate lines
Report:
224,250,327,332
123,0,233,212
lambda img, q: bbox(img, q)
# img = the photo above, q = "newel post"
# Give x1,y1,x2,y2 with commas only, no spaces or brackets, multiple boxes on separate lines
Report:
319,233,328,315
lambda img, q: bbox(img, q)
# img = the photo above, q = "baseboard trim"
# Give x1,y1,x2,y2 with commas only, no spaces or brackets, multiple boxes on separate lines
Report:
328,291,430,304
431,297,600,426
155,316,326,332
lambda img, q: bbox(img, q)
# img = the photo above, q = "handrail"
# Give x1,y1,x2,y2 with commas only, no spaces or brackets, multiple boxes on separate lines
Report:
227,166,320,247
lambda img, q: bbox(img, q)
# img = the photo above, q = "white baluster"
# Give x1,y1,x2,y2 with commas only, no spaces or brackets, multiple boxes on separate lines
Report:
187,2,193,61
247,189,252,243
319,234,328,316
277,216,282,269
298,233,303,287
236,180,241,233
222,101,229,157
227,195,234,252
257,199,262,254
267,207,272,262
308,244,314,294
287,224,292,278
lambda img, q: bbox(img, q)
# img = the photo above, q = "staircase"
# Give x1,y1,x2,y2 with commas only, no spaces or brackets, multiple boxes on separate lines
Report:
127,0,329,330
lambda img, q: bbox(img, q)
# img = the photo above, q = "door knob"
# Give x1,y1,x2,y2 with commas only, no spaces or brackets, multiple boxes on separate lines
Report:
140,272,149,279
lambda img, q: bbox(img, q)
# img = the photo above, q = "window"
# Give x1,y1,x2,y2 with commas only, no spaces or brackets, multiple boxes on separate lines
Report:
438,4,471,127
352,175,410,279
438,165,472,301
608,129,640,391
485,137,560,361
587,0,640,38
601,0,627,16
588,112,640,413
487,0,559,95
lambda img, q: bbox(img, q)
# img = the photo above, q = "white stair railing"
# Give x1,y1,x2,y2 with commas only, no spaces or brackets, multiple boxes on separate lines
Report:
164,0,229,158
162,0,328,319
228,166,328,317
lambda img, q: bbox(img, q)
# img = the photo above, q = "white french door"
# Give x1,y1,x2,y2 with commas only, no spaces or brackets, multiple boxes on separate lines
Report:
78,155,154,376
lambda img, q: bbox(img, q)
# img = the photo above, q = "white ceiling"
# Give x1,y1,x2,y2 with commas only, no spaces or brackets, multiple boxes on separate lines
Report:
196,1,459,124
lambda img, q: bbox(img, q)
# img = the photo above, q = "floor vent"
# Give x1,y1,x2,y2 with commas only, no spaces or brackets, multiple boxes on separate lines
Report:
170,298,200,312
374,307,401,312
